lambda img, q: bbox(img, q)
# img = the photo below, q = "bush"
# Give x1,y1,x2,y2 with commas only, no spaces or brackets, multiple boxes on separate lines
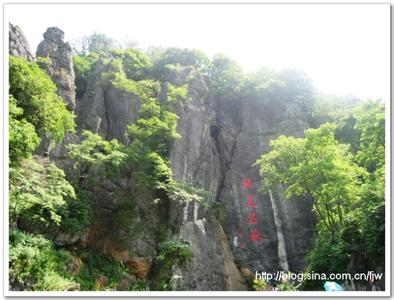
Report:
111,48,153,81
253,278,268,291
9,56,75,143
75,251,127,290
152,47,209,79
9,157,76,229
9,95,40,162
166,83,189,104
9,229,77,291
156,240,192,268
151,240,192,291
167,180,213,204
67,130,126,185
60,191,93,234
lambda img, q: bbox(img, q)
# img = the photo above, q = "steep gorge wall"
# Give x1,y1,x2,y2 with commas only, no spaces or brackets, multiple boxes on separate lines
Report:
213,95,316,273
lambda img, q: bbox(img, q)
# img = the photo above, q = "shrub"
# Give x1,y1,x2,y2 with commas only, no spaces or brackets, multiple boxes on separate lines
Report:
60,191,93,234
156,240,192,268
67,130,126,185
9,95,40,162
152,240,192,291
75,251,127,290
152,47,209,79
253,278,268,291
111,48,153,80
9,56,75,143
166,83,189,103
9,229,77,291
9,157,76,228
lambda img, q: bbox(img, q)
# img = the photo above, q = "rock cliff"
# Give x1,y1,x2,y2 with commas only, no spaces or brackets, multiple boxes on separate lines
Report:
9,24,317,291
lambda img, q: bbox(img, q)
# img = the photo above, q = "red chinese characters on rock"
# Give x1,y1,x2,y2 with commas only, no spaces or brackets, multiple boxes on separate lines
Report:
248,211,258,225
241,177,264,244
246,195,257,208
243,177,253,189
249,228,263,243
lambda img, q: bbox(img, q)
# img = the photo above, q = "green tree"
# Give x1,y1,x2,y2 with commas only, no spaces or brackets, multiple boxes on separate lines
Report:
353,100,385,269
125,99,179,189
153,47,209,70
9,95,40,162
255,123,365,235
354,100,385,172
151,47,209,81
67,130,126,185
9,56,75,143
209,53,244,99
111,48,153,81
9,157,76,229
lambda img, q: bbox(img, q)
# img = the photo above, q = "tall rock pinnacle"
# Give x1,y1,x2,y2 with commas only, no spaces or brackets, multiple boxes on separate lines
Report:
36,27,76,111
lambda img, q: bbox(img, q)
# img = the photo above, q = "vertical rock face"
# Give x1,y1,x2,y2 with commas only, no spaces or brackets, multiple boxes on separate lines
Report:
213,94,316,274
76,59,140,143
36,27,76,111
168,74,247,290
9,23,35,61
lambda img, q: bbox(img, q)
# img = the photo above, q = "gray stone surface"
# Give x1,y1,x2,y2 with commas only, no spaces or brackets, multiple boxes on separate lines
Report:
76,59,140,143
75,61,317,289
36,27,76,111
9,23,35,61
213,94,317,274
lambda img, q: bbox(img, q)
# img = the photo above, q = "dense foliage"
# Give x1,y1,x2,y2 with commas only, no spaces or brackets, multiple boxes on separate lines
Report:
9,56,75,143
9,157,76,229
9,95,40,161
255,100,385,289
9,229,78,291
67,130,126,185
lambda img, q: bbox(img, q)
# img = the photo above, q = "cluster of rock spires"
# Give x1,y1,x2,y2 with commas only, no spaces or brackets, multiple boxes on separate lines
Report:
9,23,316,291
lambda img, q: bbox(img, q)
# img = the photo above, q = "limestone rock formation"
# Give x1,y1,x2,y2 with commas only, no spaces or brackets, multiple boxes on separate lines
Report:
9,23,35,61
76,59,140,143
36,27,76,111
73,55,317,289
213,93,317,273
11,24,319,291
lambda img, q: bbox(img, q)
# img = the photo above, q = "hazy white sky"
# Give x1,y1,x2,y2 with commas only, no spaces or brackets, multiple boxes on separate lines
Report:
5,3,390,101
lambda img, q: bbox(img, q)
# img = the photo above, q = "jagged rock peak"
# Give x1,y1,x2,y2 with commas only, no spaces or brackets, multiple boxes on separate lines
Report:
9,23,35,62
43,27,65,44
36,26,76,111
